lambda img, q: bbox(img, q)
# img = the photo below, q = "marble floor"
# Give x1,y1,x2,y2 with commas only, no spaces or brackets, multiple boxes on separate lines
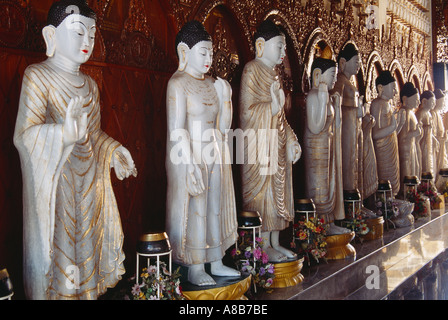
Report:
256,208,448,300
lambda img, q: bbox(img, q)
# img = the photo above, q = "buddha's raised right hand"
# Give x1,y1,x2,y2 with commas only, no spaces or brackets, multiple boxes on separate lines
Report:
63,96,88,147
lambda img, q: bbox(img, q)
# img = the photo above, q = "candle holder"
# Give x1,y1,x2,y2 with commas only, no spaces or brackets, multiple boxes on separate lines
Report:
343,189,362,220
374,180,395,230
404,175,420,200
421,172,434,192
136,232,172,300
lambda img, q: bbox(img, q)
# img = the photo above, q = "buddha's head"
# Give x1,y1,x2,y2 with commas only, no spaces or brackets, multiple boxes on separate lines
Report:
434,88,446,112
420,91,436,111
310,57,337,90
375,70,397,101
175,20,213,77
400,82,420,110
42,0,97,65
337,43,360,77
254,20,286,69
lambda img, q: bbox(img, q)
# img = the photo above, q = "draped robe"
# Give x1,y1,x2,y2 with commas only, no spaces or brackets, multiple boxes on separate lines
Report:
239,59,297,232
165,71,237,266
371,101,400,195
14,62,125,299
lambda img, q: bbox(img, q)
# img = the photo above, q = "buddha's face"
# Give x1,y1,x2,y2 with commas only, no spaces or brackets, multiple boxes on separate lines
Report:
381,81,397,101
260,35,286,66
343,55,360,76
426,96,436,110
404,93,420,110
436,97,446,112
185,40,213,76
54,14,96,65
320,66,337,90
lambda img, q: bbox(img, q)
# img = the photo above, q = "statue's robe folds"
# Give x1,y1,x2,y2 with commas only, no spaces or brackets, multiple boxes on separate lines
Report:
14,62,125,300
239,60,297,232
372,103,400,195
397,109,421,188
165,71,237,266
303,93,345,221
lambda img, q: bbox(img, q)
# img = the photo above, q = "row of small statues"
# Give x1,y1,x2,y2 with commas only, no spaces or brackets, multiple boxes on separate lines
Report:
13,0,447,299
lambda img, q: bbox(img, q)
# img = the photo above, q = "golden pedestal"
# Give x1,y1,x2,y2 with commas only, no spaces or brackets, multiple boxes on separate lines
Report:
325,232,356,260
182,275,251,300
361,216,384,241
270,257,305,288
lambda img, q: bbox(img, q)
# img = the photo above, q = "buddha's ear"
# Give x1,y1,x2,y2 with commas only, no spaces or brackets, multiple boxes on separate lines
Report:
338,57,346,72
177,42,189,71
42,25,56,58
255,38,265,58
402,95,408,106
312,68,321,88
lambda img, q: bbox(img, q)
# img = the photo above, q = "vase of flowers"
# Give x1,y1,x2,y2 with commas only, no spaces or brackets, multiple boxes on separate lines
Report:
131,262,184,300
407,189,430,220
292,216,328,265
231,230,275,292
417,182,441,209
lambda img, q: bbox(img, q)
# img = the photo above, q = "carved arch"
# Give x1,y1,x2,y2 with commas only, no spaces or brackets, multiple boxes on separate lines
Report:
407,65,421,93
301,28,335,94
365,51,384,102
422,71,434,91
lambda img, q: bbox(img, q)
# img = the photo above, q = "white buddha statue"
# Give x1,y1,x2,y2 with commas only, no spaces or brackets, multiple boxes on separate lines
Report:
13,0,136,299
397,82,422,193
239,20,301,262
331,43,365,198
433,89,448,188
416,91,438,178
304,57,350,235
165,20,240,286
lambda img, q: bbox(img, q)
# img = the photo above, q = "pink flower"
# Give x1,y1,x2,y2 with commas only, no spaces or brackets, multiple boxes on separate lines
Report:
261,252,269,264
253,248,262,260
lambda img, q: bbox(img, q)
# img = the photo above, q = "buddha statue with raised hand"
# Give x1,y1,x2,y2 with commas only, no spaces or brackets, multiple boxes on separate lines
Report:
370,70,402,196
239,20,301,262
304,57,350,235
13,0,136,299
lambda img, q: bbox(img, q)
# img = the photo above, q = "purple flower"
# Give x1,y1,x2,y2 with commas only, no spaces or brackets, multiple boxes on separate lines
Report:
131,283,141,296
244,250,252,259
267,264,275,274
261,252,269,264
259,267,265,276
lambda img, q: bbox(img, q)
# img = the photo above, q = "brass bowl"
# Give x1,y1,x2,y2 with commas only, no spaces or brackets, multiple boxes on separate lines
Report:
377,180,392,191
237,210,262,227
136,232,171,254
421,172,433,180
0,269,13,297
403,175,419,185
439,168,448,177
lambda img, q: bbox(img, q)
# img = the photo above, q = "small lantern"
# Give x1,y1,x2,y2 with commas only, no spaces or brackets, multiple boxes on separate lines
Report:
0,269,13,300
403,175,419,200
237,210,262,262
136,232,172,299
375,180,393,216
344,189,361,220
237,210,262,292
295,198,316,223
421,172,434,191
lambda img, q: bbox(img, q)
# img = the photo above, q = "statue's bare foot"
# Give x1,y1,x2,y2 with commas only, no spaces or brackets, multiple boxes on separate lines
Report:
264,246,287,262
328,222,352,235
188,264,216,286
272,244,297,260
210,260,241,277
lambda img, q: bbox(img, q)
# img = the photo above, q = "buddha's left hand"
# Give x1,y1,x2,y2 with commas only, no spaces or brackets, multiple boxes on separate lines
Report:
287,140,301,164
112,145,137,180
